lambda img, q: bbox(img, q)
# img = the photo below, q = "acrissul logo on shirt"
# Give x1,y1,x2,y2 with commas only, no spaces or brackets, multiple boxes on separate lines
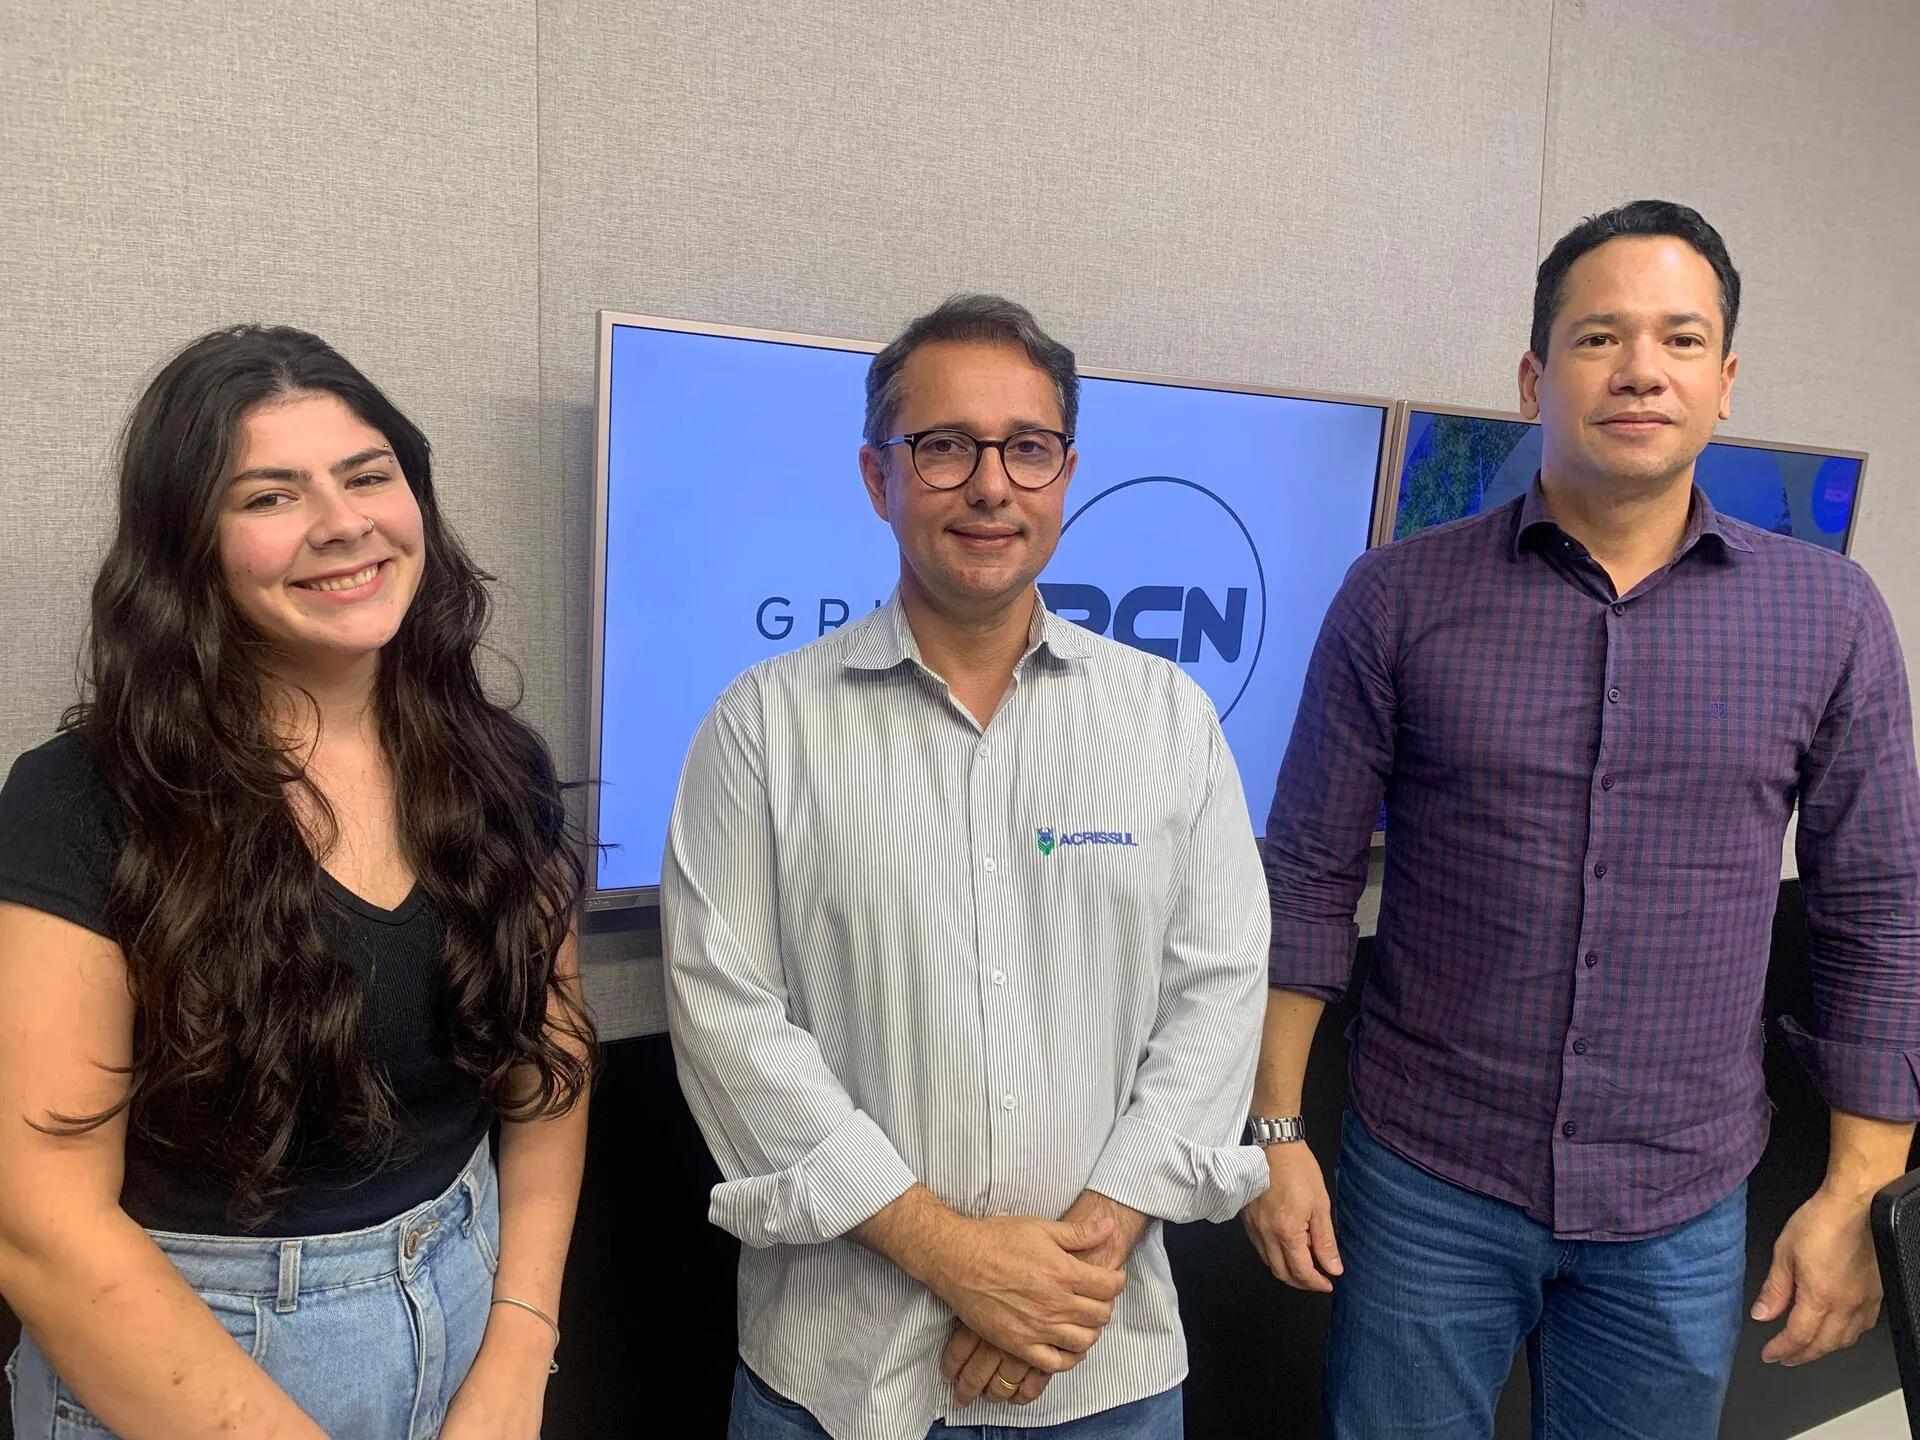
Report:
1036,827,1140,855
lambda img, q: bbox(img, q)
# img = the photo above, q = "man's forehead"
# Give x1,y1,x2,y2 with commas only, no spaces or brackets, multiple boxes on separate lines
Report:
1557,237,1725,337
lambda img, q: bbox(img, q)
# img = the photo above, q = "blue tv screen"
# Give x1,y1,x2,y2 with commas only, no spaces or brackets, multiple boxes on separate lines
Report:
590,317,1390,899
1392,407,1863,550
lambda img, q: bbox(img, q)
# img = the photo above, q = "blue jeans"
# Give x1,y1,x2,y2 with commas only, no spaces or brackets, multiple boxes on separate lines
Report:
1325,1110,1747,1440
729,1362,1184,1439
8,1138,499,1440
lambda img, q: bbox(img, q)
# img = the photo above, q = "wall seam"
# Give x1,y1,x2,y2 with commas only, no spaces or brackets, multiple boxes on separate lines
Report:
1536,0,1558,261
533,0,556,760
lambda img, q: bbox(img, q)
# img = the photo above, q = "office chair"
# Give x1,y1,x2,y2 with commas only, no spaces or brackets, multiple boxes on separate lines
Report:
1870,1169,1920,1434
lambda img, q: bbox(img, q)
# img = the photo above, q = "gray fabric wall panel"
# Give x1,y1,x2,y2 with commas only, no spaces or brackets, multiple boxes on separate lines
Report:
540,0,1552,1000
7,1,1919,1038
0,0,544,763
1540,0,1920,637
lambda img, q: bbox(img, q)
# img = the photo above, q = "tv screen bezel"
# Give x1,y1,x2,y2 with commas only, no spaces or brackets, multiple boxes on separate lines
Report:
585,309,1399,911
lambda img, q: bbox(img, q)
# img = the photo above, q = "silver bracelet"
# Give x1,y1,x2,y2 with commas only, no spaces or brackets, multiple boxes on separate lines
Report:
491,1296,561,1375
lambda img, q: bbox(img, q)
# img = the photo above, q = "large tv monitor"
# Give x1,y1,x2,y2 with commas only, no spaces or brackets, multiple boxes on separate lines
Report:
587,312,1394,907
1384,403,1866,551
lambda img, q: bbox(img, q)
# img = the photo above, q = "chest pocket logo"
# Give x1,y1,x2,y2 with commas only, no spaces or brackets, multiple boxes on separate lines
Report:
1036,826,1139,855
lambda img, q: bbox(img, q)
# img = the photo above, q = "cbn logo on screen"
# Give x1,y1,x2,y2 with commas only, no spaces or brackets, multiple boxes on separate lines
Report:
1036,826,1138,856
1039,477,1268,722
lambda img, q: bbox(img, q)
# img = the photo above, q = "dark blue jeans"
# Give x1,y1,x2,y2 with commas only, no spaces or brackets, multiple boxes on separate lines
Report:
728,1362,1183,1439
1325,1110,1747,1440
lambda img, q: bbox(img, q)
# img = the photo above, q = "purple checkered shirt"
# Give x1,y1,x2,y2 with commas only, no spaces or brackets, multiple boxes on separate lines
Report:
1265,480,1920,1240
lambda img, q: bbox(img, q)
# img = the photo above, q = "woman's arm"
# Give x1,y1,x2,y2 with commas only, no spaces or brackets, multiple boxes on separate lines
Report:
441,928,590,1437
0,901,327,1439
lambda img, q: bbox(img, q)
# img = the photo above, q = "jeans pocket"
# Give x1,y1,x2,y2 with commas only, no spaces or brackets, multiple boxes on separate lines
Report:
10,1331,114,1437
199,1290,268,1364
48,1382,115,1435
471,1209,500,1276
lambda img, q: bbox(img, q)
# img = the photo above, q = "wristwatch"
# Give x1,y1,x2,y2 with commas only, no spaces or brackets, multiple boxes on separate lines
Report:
1247,1113,1306,1146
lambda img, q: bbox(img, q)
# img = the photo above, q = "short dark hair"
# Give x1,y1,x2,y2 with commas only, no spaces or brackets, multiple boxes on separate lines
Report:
1531,200,1741,362
864,294,1078,446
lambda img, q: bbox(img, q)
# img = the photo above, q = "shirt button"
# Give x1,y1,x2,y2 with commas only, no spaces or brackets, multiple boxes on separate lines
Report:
1607,686,1621,703
1600,774,1615,791
1585,951,1598,967
1611,603,1626,616
1572,1038,1589,1055
1001,1094,1017,1111
1592,861,1608,878
978,743,991,759
1563,1121,1578,1138
983,856,995,872
991,970,1006,986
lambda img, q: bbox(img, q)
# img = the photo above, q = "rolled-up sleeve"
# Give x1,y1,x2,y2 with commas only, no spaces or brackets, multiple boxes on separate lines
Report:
661,681,918,1248
1788,570,1920,1120
1263,552,1398,1001
1086,710,1271,1223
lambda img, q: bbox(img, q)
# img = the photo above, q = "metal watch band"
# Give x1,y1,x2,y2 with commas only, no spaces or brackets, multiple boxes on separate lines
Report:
1248,1113,1306,1146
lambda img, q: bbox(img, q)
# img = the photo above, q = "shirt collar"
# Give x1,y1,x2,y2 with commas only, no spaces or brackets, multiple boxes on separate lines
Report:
840,587,1097,673
1511,474,1755,562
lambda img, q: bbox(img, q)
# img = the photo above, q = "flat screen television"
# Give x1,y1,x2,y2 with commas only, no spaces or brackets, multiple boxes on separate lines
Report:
587,312,1394,906
1384,403,1866,551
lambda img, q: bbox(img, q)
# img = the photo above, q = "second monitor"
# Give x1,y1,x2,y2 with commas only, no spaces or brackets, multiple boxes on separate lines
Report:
1387,403,1866,550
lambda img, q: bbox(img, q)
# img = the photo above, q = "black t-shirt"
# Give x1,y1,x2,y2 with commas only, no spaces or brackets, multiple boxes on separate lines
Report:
0,732,491,1237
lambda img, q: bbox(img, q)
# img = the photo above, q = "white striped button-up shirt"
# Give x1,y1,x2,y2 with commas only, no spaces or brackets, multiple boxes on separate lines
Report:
662,592,1270,1440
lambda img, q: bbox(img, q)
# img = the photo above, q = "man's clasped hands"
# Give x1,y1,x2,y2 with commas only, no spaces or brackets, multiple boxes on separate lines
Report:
855,1184,1150,1409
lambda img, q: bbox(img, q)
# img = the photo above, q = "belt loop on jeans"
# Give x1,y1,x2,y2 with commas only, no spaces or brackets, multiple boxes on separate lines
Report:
275,1240,302,1314
459,1161,483,1235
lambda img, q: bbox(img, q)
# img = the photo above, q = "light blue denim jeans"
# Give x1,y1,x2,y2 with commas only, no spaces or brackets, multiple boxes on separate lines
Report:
8,1136,499,1440
729,1362,1184,1439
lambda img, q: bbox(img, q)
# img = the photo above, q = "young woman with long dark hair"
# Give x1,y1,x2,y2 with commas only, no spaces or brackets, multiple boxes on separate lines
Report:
0,326,594,1438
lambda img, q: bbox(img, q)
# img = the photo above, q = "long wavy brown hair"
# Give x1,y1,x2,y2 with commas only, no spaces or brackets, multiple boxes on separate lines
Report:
59,324,593,1223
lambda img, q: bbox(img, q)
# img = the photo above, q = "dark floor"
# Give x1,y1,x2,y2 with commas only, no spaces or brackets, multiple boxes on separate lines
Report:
2,881,1909,1438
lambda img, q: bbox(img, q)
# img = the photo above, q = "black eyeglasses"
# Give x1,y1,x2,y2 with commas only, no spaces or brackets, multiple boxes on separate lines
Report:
877,428,1073,491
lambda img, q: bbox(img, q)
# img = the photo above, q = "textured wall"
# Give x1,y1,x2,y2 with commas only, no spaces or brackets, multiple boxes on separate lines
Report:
3,5,1919,1437
537,0,1552,772
0,0,543,762
3,0,1918,1032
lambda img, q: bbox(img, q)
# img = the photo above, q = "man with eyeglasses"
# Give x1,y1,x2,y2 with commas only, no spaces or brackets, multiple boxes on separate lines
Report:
664,294,1270,1440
